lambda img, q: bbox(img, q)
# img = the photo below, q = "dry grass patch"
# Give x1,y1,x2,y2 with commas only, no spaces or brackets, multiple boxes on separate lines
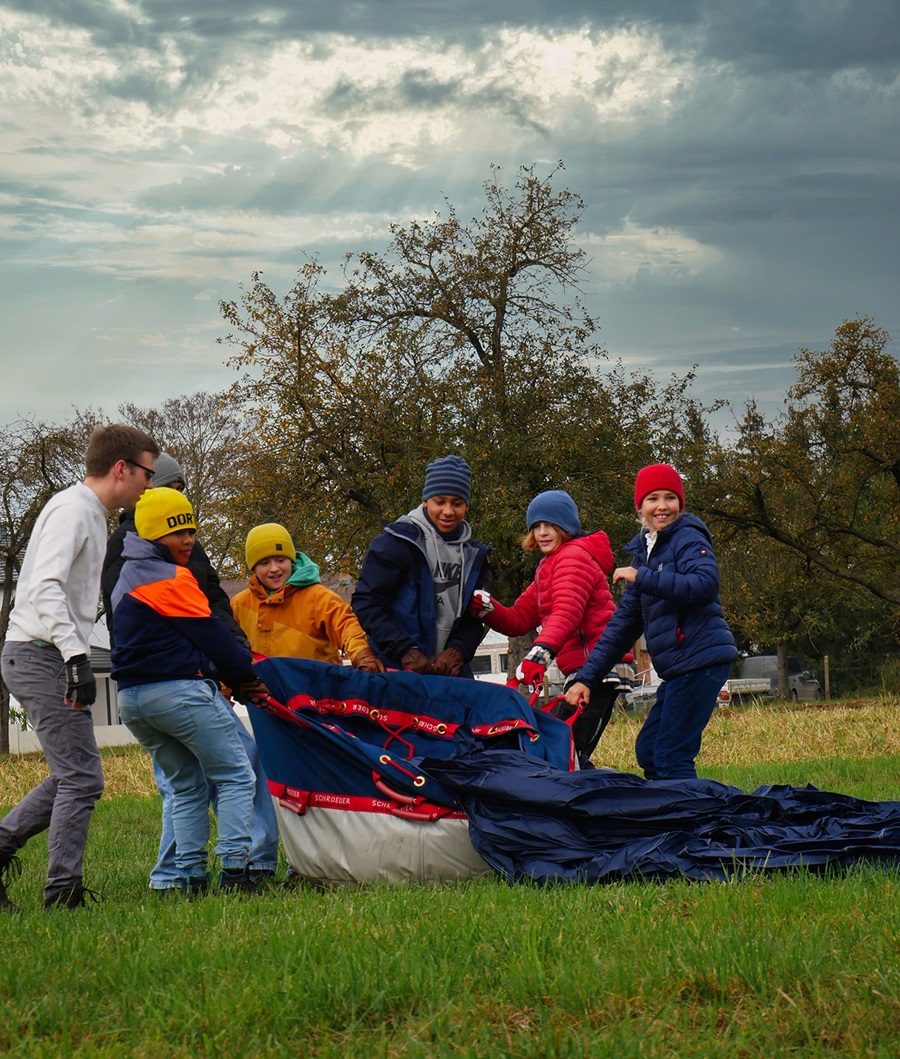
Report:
595,698,900,772
1,743,158,803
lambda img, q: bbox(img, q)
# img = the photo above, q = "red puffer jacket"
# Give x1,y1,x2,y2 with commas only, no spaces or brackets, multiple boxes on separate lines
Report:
484,531,628,676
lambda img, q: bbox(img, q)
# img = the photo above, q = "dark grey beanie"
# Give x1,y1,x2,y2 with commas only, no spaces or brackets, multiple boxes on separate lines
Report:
151,451,186,489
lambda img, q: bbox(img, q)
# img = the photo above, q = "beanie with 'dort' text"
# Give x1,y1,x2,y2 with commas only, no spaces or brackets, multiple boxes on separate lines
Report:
634,464,685,510
135,488,196,541
245,523,297,571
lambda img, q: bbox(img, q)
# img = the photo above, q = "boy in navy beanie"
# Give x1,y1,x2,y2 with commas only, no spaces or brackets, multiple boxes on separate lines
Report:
352,455,490,677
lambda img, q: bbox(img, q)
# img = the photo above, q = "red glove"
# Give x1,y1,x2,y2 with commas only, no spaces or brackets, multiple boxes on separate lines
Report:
515,645,554,690
468,590,493,618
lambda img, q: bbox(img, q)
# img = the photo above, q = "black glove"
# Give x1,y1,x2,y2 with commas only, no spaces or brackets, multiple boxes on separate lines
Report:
234,679,271,705
64,654,97,709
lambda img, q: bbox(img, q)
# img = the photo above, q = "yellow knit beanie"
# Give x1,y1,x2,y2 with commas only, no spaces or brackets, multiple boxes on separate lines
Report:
245,523,297,571
135,487,196,541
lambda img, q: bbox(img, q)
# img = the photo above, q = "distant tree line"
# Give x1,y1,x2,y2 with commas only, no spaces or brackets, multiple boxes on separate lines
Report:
2,164,897,748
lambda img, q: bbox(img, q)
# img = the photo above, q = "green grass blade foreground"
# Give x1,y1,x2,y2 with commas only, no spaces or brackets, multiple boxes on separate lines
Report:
1,700,899,1057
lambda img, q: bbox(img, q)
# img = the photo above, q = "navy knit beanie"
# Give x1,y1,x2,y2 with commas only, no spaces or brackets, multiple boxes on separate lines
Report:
422,455,471,503
525,490,581,537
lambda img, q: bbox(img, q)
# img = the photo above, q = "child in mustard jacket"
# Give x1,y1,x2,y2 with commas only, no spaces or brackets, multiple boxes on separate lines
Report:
231,523,384,672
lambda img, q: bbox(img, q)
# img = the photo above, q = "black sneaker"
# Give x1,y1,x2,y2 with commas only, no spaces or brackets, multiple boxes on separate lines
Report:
217,866,257,895
44,882,101,910
174,875,210,899
249,868,277,890
0,853,23,915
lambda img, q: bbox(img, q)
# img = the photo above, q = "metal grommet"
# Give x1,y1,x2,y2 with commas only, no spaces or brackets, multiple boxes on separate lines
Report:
436,723,447,734
379,755,391,764
414,776,426,787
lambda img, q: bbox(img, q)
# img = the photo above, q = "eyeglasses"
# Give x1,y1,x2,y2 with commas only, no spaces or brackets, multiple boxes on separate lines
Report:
124,459,155,482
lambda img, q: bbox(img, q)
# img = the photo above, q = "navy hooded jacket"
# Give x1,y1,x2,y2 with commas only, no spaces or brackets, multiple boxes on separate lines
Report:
576,512,736,686
351,515,490,674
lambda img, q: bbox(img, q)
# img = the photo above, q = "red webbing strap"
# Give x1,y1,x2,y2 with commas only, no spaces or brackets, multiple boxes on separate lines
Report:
267,780,463,822
279,692,539,742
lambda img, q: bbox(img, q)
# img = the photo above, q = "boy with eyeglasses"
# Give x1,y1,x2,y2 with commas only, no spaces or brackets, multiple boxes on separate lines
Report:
0,424,159,912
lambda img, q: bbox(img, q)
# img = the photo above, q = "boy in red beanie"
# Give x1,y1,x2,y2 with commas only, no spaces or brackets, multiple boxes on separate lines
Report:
565,464,736,780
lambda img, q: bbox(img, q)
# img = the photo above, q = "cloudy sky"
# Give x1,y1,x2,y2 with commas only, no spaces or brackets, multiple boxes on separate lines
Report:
2,0,898,438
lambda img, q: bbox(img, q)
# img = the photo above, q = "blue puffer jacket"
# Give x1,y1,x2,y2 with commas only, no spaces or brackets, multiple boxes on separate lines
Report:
351,517,490,675
576,513,737,686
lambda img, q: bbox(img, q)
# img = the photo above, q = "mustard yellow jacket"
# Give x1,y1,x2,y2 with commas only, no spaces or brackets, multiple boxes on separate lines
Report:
231,575,370,665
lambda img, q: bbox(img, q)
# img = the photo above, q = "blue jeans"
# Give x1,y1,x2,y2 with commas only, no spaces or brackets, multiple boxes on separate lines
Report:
634,663,731,780
0,642,105,897
149,710,279,888
118,679,255,876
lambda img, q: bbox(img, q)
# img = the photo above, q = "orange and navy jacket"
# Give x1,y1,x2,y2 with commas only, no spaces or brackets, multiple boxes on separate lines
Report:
110,533,256,690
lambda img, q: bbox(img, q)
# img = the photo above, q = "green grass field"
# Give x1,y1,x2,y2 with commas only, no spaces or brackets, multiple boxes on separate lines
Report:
2,700,899,1057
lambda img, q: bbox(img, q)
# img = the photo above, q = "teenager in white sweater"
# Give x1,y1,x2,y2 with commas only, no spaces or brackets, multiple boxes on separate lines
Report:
0,424,158,912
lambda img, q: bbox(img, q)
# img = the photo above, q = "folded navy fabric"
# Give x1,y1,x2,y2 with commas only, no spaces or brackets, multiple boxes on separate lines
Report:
422,745,900,883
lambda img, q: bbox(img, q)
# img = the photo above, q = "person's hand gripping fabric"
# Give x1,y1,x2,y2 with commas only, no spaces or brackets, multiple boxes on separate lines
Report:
515,644,554,691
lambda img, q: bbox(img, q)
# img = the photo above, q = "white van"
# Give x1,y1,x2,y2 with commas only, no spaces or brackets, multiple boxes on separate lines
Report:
739,656,821,701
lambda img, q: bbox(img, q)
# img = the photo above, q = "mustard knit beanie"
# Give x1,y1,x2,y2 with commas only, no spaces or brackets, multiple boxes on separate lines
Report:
245,523,297,571
135,487,196,541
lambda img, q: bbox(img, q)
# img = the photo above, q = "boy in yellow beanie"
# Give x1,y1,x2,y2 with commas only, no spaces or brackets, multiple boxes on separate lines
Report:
110,488,268,895
231,523,384,672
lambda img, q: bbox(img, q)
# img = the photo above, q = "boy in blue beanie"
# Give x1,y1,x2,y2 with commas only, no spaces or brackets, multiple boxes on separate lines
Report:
352,455,490,677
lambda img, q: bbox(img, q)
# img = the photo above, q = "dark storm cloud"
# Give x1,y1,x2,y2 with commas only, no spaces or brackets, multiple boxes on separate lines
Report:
1,0,897,426
8,0,899,66
319,68,472,119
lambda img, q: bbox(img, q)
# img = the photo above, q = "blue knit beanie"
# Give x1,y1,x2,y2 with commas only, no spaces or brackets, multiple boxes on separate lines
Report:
422,455,471,503
526,490,581,537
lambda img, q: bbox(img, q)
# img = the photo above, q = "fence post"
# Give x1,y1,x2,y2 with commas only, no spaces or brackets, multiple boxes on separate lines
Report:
824,655,830,699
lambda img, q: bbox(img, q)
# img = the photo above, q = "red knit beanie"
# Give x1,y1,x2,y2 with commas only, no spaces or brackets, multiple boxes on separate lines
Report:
634,464,684,509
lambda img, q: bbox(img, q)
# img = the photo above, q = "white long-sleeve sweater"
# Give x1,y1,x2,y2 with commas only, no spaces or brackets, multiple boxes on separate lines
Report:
6,483,109,660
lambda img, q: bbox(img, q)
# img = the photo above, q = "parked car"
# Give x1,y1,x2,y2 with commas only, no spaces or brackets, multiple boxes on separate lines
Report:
738,656,821,701
717,676,771,705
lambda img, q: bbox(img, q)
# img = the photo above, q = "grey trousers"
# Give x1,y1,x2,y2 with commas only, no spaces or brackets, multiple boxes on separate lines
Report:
0,641,105,895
